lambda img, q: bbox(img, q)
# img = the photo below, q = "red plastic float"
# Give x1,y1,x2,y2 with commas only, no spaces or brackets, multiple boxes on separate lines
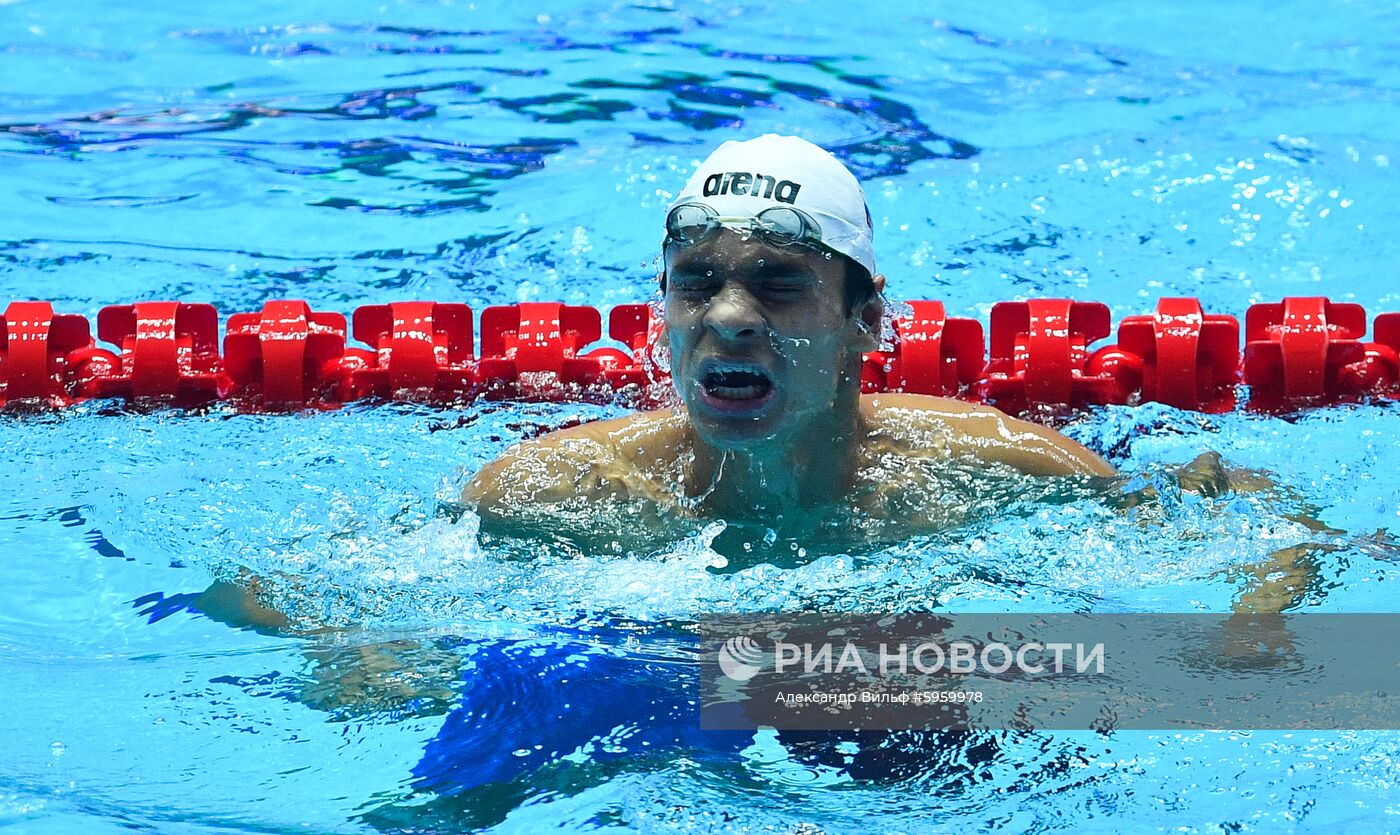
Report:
607,303,664,390
0,301,93,406
2,295,1397,415
477,302,605,397
1369,313,1400,393
1112,298,1241,413
347,301,474,400
985,299,1119,412
862,300,984,397
224,300,348,406
85,302,223,403
1244,296,1372,408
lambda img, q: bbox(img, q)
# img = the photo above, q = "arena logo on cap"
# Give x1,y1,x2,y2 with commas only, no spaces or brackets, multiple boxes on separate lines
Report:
702,171,802,204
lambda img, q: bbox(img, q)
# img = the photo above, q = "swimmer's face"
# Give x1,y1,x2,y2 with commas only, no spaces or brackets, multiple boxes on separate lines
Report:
663,231,883,448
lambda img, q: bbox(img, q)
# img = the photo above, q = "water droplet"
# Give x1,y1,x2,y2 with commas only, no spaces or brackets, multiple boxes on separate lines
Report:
649,339,672,376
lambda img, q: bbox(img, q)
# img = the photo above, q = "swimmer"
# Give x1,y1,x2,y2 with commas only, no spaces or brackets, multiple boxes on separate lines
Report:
186,136,1334,812
466,134,1115,543
200,135,1319,626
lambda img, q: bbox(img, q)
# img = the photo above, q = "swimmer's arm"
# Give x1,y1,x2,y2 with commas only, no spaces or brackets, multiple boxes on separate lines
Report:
884,396,1115,477
1175,452,1334,532
976,411,1116,477
461,445,581,509
463,418,691,556
462,417,639,511
462,415,680,538
462,441,603,530
1177,453,1334,614
1227,542,1332,614
298,639,461,718
195,575,463,716
1122,452,1333,614
194,575,291,633
463,434,636,554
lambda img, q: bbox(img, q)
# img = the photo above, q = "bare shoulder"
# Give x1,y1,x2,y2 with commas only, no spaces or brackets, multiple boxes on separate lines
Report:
462,410,685,508
862,393,1116,477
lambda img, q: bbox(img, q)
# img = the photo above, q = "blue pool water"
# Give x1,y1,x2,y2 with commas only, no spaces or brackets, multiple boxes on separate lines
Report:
3,0,1400,831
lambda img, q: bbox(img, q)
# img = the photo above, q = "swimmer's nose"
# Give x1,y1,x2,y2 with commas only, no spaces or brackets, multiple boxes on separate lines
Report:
703,284,766,340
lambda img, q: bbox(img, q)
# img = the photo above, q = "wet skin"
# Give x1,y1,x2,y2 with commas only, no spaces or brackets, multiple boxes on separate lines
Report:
465,231,1117,541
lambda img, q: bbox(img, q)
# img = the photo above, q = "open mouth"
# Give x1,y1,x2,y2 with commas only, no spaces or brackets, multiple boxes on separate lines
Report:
699,362,774,403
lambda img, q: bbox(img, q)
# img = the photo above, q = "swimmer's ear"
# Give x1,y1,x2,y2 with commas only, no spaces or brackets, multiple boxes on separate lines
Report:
657,242,671,293
853,274,886,349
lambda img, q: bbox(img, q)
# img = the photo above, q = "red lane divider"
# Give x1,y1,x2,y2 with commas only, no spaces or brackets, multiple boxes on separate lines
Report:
1112,298,1241,413
1369,313,1400,393
608,303,663,391
1244,297,1379,408
478,302,609,397
88,302,223,403
224,301,348,407
2,296,1397,413
862,300,984,397
349,301,474,400
0,301,93,405
985,299,1119,412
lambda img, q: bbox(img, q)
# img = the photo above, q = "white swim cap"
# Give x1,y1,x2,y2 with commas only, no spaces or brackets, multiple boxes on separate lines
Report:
667,134,876,277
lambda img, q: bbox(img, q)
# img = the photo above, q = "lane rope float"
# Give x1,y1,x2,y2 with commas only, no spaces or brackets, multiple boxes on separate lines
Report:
2,297,1397,414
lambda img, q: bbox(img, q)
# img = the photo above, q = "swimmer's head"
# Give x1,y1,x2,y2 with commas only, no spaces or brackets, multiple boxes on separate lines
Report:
660,135,886,449
661,134,878,312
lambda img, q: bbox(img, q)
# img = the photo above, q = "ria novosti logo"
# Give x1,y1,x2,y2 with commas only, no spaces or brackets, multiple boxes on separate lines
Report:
716,635,1107,682
717,636,766,681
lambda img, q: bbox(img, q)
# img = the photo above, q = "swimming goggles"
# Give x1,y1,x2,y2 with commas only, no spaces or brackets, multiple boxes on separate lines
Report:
664,202,831,254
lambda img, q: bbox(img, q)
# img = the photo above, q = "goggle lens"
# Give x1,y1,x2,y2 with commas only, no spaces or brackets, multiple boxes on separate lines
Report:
751,207,808,246
664,203,822,250
666,203,718,246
